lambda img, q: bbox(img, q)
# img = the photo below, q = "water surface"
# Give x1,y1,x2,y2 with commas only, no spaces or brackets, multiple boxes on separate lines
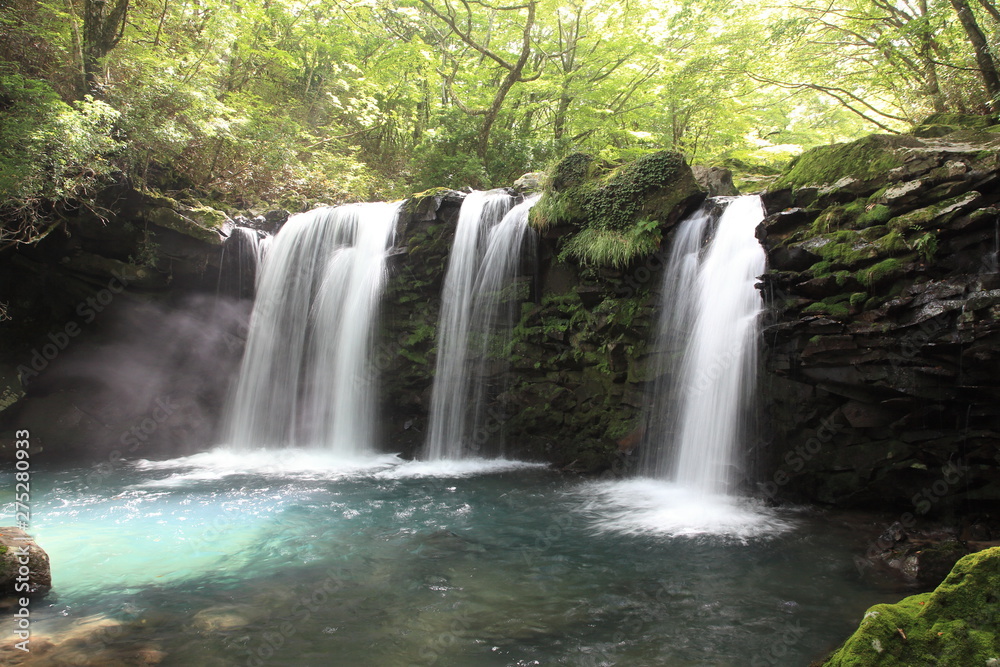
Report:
2,451,894,666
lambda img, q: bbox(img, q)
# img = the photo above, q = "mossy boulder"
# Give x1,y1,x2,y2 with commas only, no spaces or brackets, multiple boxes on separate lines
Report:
141,191,230,245
771,134,922,193
531,151,704,268
822,547,1000,666
910,113,997,138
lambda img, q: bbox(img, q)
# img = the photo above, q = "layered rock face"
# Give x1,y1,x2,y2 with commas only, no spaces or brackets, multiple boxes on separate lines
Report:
758,122,1000,513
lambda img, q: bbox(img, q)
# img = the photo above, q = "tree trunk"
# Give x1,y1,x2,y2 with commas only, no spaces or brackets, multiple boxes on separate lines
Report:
950,0,1000,108
975,0,1000,24
81,0,130,97
65,0,87,96
553,88,572,143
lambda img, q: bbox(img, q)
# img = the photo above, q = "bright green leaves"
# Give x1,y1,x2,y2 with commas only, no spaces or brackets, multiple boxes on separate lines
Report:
0,74,121,246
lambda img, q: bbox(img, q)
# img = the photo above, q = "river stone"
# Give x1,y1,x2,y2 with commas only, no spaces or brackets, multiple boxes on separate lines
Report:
0,528,52,596
513,172,545,193
691,166,739,196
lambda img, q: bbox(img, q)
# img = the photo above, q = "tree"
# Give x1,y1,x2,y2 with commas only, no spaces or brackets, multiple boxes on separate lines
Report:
950,0,1000,108
416,0,541,166
78,0,130,96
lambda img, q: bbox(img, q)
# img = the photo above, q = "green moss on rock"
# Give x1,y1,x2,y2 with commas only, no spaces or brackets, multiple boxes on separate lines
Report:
803,297,851,318
857,204,892,227
823,547,1000,667
860,258,904,288
771,135,919,191
143,191,229,245
532,151,703,268
814,230,879,268
910,113,997,138
888,191,981,232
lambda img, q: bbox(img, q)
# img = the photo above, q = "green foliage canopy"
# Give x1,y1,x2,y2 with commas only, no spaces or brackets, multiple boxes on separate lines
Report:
1,0,999,245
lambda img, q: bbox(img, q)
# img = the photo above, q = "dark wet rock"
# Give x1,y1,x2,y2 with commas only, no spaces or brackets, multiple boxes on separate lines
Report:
760,132,1000,513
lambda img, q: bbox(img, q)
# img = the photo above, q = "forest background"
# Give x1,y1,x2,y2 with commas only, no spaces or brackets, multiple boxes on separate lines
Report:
2,0,999,248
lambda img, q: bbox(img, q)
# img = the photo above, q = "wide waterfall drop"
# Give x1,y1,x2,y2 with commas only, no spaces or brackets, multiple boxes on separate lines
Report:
221,202,400,454
424,194,538,460
425,190,514,460
641,195,767,495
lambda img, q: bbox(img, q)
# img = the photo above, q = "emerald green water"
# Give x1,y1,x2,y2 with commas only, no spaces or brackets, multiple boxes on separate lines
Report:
3,450,894,666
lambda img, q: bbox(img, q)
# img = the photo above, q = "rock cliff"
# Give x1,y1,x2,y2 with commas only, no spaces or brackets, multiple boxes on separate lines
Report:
758,117,1000,514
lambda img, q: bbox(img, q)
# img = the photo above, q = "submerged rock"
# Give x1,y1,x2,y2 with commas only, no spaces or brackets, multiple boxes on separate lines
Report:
823,547,1000,666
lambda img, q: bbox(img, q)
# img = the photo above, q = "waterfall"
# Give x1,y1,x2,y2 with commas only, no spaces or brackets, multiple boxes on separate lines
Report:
424,191,515,460
424,194,538,460
221,202,400,454
218,227,269,299
640,195,766,496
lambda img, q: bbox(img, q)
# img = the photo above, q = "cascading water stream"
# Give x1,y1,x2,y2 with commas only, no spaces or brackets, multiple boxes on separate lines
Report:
424,194,538,460
425,191,514,461
640,195,766,497
221,202,400,455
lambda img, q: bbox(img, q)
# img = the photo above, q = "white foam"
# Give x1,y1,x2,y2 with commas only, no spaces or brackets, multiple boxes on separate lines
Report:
130,449,546,487
577,478,794,540
132,447,404,487
376,458,548,479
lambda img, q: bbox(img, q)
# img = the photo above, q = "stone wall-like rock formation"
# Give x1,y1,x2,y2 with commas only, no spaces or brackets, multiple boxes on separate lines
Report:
758,120,1000,513
0,185,275,461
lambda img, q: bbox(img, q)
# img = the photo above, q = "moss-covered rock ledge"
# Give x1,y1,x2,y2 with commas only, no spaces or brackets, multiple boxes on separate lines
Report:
758,121,1000,512
531,150,704,268
821,547,1000,666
